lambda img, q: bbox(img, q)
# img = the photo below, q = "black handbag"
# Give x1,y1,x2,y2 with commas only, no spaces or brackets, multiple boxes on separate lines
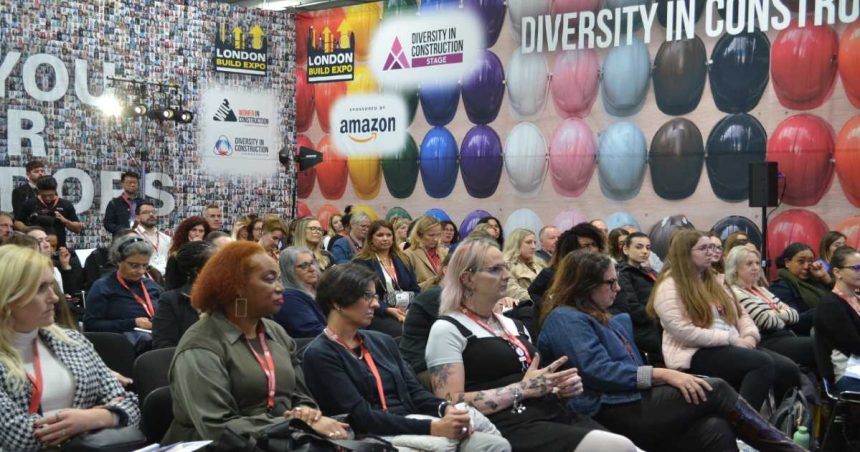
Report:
209,418,396,452
62,426,148,452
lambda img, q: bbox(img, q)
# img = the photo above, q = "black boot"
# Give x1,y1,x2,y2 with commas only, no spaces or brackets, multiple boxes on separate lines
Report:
727,397,807,452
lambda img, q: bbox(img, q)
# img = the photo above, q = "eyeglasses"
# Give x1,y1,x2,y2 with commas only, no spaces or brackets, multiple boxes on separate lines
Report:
839,265,860,272
307,226,323,232
469,263,510,275
603,278,619,287
123,262,149,271
693,244,721,253
362,291,379,302
295,261,317,270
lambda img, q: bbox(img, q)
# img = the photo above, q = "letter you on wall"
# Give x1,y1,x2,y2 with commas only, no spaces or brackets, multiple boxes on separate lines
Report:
213,22,268,76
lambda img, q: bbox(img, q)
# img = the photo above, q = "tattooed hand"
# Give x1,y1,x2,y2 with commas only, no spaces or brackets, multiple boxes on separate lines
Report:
519,353,578,399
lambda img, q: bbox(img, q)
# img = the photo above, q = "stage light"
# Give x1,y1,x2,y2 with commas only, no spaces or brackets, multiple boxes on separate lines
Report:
161,107,178,121
130,104,148,117
178,110,194,123
96,95,123,117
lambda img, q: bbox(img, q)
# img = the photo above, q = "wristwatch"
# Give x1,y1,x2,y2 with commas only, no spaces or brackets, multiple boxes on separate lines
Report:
437,401,450,418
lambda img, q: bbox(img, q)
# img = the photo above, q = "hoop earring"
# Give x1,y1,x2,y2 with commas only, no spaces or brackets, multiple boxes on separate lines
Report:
234,298,248,318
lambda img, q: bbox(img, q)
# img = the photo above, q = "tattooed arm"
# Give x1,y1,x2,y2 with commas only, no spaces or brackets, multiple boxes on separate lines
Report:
428,354,570,415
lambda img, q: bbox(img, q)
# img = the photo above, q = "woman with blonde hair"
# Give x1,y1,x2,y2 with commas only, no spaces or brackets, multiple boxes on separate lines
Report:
231,216,252,241
647,230,799,411
292,217,334,271
426,238,637,451
404,215,448,291
725,246,814,369
393,217,411,251
502,228,546,302
0,246,140,450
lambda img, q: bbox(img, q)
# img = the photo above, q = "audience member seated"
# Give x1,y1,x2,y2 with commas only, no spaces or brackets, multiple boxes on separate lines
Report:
202,203,225,233
54,244,83,296
401,287,443,387
230,215,252,241
26,227,65,293
535,225,560,264
537,250,803,452
503,228,545,303
163,241,348,443
83,229,135,292
440,220,459,251
353,220,420,338
614,232,662,363
323,214,352,252
770,242,832,335
392,217,411,251
648,230,800,411
723,231,753,255
707,232,725,274
726,246,815,369
404,216,448,291
84,236,162,354
250,217,264,242
815,247,860,393
291,217,334,271
476,216,504,249
818,231,848,273
205,230,233,249
303,264,511,451
164,216,211,290
607,228,629,263
258,217,288,260
0,211,13,242
0,246,140,451
152,241,214,349
426,238,638,452
331,212,370,264
529,223,606,304
274,247,326,338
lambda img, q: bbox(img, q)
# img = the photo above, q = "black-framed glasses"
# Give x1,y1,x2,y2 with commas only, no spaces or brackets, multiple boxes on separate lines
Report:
603,278,619,287
839,265,860,272
362,291,380,302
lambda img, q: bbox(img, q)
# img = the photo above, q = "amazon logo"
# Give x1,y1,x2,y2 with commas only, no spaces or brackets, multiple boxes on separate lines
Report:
339,117,397,144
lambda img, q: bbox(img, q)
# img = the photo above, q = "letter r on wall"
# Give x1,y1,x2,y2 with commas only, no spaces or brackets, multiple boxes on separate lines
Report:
7,109,46,156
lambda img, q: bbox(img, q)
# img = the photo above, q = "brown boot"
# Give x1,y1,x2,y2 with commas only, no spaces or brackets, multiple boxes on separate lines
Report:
727,397,807,452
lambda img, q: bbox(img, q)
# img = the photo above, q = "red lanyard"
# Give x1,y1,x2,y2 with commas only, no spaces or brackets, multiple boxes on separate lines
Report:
38,196,59,210
244,325,277,410
120,193,133,209
115,273,155,318
461,309,533,368
324,328,388,411
644,270,656,282
26,339,43,415
744,287,780,311
612,330,637,362
833,288,860,317
136,227,160,252
425,249,441,273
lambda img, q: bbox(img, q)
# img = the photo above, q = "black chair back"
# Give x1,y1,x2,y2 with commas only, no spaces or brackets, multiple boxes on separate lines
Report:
134,347,176,401
141,386,173,444
812,328,837,385
84,332,136,379
293,336,315,357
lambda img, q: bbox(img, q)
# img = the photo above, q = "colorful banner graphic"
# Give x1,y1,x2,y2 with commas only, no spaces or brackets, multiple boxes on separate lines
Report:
214,22,269,75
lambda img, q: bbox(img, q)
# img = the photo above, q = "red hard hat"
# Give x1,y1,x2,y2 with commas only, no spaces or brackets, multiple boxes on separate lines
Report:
835,115,860,208
766,114,835,206
771,20,838,110
839,21,860,109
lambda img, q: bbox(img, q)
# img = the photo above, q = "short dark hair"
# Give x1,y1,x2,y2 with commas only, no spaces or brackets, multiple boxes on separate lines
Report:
830,246,858,275
35,176,57,192
570,222,606,251
135,199,156,215
120,171,140,182
315,263,378,316
204,203,220,212
624,232,649,247
26,160,46,173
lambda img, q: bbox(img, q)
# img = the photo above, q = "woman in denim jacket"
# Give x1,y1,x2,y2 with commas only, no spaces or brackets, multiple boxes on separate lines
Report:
537,250,803,452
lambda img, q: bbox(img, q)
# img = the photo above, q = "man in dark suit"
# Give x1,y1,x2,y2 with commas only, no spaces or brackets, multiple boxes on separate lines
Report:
103,171,143,234
12,159,45,230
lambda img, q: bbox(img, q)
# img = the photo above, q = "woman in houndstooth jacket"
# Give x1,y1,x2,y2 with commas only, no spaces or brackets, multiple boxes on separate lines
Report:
0,246,140,451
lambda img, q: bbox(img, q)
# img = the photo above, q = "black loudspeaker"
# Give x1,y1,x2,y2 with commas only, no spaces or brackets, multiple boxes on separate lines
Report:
749,161,778,207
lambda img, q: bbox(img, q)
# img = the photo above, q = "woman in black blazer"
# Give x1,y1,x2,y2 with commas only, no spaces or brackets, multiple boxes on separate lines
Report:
302,264,509,451
352,220,421,338
815,246,860,393
152,241,215,349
